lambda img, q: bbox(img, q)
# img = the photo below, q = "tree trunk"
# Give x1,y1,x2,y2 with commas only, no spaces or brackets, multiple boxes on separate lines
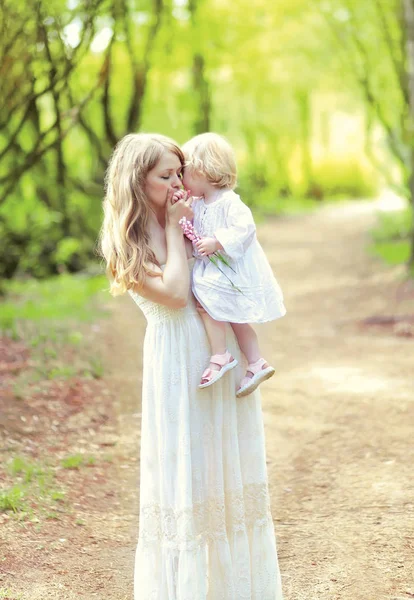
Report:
192,53,211,134
297,89,314,196
188,0,211,135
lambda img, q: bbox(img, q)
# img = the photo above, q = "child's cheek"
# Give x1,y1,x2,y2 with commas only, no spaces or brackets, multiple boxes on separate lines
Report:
183,173,192,190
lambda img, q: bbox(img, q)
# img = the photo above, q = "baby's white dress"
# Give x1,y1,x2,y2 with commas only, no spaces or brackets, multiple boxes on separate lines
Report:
128,258,284,599
192,189,286,323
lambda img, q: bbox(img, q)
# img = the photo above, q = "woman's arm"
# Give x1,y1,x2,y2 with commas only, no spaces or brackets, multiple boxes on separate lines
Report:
135,194,193,309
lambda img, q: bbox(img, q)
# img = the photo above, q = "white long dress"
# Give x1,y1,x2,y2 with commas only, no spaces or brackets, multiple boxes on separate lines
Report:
192,189,286,323
128,258,283,600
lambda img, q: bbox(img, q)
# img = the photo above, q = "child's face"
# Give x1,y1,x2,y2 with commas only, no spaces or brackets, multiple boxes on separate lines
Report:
182,167,205,197
145,151,183,210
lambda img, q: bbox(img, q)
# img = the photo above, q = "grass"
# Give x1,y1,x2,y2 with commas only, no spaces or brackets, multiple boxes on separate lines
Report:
0,486,26,513
0,589,23,600
1,457,66,516
0,272,108,345
369,240,411,265
61,454,96,469
7,456,45,483
254,195,321,220
86,356,104,379
0,272,108,324
0,272,108,525
370,208,412,268
0,272,109,391
0,453,96,516
253,192,376,221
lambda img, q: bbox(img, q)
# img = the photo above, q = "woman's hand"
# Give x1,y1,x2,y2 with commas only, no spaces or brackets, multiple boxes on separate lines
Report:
166,189,193,226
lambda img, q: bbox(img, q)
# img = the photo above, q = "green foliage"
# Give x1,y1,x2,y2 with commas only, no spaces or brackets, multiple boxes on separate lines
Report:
0,486,26,513
310,156,379,199
0,272,108,393
61,454,95,469
370,240,410,265
0,589,23,600
54,237,84,268
371,208,412,243
370,208,412,265
86,356,104,379
0,0,412,280
1,456,65,515
0,314,20,340
1,273,107,324
7,456,45,483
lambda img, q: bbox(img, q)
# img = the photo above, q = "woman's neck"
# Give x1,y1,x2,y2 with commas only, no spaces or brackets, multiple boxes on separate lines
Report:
149,206,166,229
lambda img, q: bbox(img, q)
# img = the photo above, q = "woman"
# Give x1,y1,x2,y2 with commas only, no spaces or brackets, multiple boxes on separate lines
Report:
99,133,283,599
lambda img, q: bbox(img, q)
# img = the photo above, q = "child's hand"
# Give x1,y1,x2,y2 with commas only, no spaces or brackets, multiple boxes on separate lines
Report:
166,190,193,225
195,237,219,256
172,189,191,205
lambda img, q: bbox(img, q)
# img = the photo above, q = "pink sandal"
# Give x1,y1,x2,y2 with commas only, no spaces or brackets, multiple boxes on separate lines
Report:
236,358,275,397
199,351,238,389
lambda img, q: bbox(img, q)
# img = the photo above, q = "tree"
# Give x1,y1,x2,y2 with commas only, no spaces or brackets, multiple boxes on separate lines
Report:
317,0,414,267
403,0,414,265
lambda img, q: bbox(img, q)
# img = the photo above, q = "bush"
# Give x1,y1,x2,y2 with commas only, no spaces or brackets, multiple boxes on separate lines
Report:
369,207,412,266
309,156,379,200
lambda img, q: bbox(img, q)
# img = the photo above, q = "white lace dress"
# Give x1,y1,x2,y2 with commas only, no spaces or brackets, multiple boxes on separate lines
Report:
192,189,286,323
128,258,283,600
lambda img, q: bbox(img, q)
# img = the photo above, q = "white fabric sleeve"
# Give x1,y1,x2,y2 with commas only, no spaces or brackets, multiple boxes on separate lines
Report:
214,194,256,260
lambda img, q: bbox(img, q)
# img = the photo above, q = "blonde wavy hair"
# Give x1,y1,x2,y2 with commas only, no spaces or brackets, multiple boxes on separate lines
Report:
182,132,237,189
99,133,184,296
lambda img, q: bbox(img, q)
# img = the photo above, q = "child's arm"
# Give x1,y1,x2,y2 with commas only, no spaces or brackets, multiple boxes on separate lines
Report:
214,194,256,260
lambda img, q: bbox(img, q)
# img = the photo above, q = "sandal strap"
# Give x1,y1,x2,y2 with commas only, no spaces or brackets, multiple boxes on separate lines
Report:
201,368,213,382
209,351,232,368
246,358,268,376
239,376,252,388
201,367,225,385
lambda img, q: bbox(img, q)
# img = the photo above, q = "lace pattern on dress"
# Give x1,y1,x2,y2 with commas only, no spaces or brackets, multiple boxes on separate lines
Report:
139,481,272,548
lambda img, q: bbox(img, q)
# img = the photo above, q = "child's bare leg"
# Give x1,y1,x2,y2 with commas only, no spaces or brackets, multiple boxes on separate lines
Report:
230,323,261,363
196,302,236,386
199,310,227,361
231,322,274,397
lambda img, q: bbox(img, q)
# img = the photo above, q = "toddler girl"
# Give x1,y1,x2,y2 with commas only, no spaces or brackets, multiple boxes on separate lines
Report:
177,132,286,397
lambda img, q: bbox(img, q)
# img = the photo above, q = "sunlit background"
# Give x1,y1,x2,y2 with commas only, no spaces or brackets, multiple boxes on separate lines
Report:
1,3,414,599
0,0,413,280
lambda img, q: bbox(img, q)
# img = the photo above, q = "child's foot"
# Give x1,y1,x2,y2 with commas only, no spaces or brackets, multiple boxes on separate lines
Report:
236,358,275,397
199,350,238,389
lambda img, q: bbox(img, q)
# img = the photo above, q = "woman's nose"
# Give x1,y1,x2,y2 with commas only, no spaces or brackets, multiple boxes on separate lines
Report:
171,174,181,189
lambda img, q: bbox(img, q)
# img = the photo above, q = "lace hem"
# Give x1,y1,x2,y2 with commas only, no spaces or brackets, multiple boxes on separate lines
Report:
138,482,273,546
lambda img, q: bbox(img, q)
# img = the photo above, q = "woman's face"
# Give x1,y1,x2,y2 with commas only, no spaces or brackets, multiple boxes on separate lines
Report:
145,151,183,210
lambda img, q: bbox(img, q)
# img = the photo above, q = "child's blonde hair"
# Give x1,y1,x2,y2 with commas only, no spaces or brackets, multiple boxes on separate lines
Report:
182,132,237,189
98,133,184,296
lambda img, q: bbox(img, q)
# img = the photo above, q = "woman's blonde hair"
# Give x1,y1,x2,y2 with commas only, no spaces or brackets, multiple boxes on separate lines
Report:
182,132,237,189
98,133,184,296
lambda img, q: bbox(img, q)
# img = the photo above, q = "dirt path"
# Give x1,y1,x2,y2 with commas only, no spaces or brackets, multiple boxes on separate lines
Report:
2,199,413,599
103,198,413,600
258,201,413,600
